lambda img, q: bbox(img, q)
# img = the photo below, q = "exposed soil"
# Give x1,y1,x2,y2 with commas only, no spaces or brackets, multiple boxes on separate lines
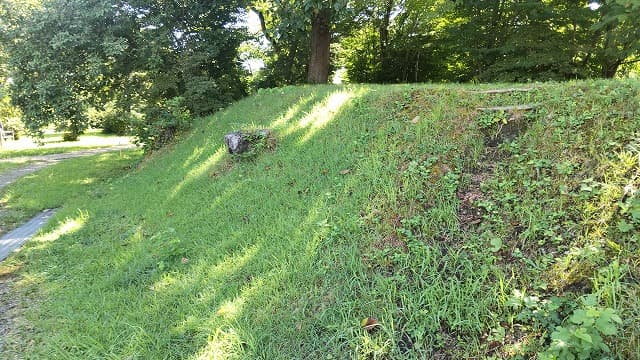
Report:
0,271,18,353
457,147,502,231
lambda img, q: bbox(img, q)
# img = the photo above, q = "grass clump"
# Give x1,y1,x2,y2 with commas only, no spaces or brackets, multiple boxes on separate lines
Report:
0,80,639,359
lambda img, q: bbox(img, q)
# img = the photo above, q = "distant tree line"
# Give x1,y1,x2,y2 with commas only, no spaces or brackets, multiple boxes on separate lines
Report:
0,0,638,150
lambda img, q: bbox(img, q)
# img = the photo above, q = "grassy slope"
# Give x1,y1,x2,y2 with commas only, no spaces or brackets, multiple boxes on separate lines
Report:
0,81,639,359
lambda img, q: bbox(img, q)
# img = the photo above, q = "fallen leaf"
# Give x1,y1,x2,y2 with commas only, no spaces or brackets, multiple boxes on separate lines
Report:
361,317,379,332
340,169,351,175
411,115,421,124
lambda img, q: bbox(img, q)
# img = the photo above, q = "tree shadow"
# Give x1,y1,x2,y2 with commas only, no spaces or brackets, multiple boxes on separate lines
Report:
1,85,386,358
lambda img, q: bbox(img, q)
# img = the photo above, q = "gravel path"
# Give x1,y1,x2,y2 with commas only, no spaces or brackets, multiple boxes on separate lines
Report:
0,144,135,191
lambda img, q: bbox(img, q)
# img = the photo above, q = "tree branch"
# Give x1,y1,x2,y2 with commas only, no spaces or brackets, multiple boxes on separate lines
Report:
621,57,640,66
250,7,276,47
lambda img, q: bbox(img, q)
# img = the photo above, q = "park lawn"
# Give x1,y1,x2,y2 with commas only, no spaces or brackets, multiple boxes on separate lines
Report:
0,150,142,235
1,81,639,359
0,129,132,159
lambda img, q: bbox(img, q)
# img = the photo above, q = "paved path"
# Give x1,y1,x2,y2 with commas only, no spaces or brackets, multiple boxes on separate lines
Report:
0,144,135,191
0,209,57,262
0,144,136,261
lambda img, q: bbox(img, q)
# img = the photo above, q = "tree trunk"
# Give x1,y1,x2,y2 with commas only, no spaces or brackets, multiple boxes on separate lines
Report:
378,0,393,82
307,8,331,84
602,61,620,78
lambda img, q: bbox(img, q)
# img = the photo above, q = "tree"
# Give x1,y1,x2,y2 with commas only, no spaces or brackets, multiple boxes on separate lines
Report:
591,0,640,77
251,0,350,85
4,0,134,139
4,0,248,146
338,0,455,83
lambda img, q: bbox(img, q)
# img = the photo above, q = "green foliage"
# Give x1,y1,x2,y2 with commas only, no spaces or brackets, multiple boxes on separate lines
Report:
3,0,247,147
540,296,622,360
0,82,23,138
87,103,134,135
4,0,122,139
336,1,640,83
133,97,192,153
338,0,454,83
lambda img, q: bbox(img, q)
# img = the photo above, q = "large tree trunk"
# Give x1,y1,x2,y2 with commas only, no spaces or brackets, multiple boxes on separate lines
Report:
307,8,331,84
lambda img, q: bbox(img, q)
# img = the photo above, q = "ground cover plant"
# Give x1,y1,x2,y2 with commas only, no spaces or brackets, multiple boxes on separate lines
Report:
0,80,638,359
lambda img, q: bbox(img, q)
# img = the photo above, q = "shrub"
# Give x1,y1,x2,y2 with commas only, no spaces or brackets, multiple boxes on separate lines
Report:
3,116,25,140
133,97,191,153
87,103,133,135
539,296,622,360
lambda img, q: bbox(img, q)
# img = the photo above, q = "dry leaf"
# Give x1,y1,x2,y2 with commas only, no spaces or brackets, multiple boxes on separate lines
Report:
411,115,421,124
339,169,351,175
361,317,379,332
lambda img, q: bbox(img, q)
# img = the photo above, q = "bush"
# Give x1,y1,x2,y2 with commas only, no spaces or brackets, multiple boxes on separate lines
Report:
133,97,192,153
87,104,133,135
62,131,80,141
102,111,133,135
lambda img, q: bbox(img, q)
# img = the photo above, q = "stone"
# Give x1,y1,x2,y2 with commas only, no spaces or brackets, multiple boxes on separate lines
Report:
223,129,273,155
224,131,250,154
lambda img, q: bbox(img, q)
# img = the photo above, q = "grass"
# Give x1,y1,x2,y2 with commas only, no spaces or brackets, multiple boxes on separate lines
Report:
0,151,142,234
0,160,32,175
0,80,639,359
0,129,132,159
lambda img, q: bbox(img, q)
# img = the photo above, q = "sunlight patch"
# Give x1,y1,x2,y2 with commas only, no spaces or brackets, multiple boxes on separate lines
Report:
299,91,352,128
197,328,245,359
216,297,245,320
170,147,226,198
269,94,315,132
298,90,357,144
37,211,87,243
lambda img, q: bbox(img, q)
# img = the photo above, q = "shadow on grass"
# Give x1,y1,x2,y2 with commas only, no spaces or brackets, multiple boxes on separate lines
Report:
2,85,384,358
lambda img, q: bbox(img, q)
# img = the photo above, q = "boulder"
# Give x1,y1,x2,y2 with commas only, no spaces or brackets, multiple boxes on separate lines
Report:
224,131,250,154
224,129,272,154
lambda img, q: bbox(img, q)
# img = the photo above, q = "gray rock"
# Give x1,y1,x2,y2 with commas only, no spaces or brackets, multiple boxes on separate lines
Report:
224,131,250,154
224,129,273,155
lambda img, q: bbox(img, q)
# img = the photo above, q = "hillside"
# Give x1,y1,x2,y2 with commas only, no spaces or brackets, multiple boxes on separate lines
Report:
1,80,639,359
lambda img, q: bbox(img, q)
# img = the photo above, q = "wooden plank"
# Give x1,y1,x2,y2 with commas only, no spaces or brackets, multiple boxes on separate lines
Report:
467,87,536,94
476,104,540,111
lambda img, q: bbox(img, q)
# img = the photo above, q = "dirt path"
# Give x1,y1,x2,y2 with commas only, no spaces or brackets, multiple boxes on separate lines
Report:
0,144,135,191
